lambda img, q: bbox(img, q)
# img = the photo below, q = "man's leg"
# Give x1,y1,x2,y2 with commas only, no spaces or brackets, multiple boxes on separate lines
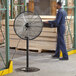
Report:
52,33,60,58
59,33,68,59
55,36,60,57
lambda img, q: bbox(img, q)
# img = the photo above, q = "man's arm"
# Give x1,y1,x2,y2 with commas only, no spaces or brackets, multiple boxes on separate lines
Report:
48,11,63,27
43,21,54,27
43,22,51,27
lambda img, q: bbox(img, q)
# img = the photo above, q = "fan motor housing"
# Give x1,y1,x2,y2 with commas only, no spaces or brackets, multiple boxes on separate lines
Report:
25,23,29,28
14,11,43,40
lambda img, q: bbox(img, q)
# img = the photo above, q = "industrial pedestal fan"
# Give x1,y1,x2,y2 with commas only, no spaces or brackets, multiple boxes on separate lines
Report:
14,11,43,72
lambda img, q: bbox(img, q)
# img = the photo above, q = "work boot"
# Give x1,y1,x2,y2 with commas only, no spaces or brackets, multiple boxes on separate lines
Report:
59,57,69,60
52,55,59,59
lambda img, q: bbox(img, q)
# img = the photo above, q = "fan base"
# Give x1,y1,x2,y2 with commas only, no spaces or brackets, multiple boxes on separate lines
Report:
21,67,40,72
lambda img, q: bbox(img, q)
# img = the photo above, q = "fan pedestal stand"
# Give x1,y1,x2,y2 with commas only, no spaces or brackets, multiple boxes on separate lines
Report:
14,11,43,72
22,37,40,72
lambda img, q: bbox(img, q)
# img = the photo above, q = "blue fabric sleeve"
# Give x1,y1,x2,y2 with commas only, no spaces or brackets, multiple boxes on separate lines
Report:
48,20,55,24
48,20,55,27
48,11,63,27
54,11,62,27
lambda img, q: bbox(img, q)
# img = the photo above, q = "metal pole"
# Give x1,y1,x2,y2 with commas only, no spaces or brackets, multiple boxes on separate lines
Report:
18,0,21,14
11,0,13,19
65,0,67,12
26,37,29,71
74,0,76,49
24,0,27,11
5,0,10,68
65,0,67,6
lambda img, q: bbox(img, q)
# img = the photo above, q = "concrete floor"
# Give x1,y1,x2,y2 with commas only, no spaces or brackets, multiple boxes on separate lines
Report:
1,48,76,76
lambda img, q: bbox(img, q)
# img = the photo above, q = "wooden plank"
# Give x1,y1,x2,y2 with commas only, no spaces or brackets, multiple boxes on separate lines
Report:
50,0,56,15
28,1,34,12
10,39,56,51
1,18,74,52
0,30,4,44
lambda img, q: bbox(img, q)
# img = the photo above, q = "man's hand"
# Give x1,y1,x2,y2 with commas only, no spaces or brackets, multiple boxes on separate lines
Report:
43,21,50,27
44,21,49,24
43,21,54,28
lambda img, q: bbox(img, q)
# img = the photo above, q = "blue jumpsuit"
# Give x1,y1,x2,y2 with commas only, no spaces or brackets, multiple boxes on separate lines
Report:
49,8,68,58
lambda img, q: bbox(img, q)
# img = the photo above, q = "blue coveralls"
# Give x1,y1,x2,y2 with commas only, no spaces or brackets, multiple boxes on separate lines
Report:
49,8,68,58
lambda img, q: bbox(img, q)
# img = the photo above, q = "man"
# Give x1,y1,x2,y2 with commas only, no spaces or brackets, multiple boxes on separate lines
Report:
45,1,68,60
